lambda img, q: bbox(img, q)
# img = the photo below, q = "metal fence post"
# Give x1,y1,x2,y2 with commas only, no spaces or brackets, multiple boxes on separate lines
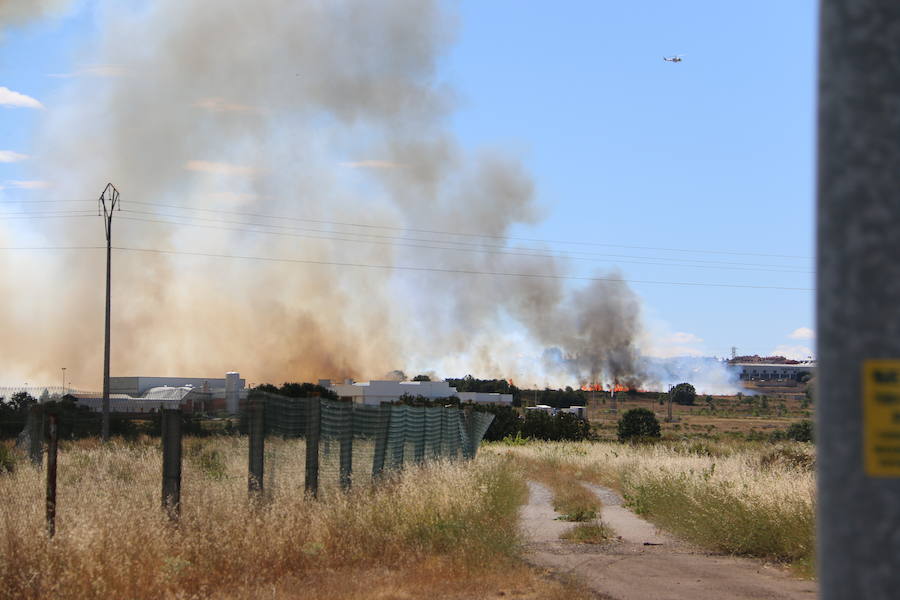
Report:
305,396,320,498
248,397,265,497
339,400,353,491
371,403,391,479
45,413,58,538
161,409,182,519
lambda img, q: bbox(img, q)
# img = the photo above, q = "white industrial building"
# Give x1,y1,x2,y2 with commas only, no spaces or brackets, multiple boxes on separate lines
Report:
69,386,197,414
321,379,513,406
110,372,244,412
734,362,815,382
69,372,246,414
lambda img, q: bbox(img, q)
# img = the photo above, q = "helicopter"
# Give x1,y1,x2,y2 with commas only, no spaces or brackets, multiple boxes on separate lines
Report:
663,55,684,63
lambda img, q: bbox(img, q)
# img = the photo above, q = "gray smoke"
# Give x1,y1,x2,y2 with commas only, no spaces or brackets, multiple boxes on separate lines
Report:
2,0,657,391
0,0,73,35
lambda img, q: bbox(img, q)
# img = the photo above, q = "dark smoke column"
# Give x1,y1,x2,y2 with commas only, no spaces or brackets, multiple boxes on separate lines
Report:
817,0,900,596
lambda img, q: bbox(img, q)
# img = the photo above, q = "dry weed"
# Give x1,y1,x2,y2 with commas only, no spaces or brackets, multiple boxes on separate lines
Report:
490,439,815,566
0,437,529,599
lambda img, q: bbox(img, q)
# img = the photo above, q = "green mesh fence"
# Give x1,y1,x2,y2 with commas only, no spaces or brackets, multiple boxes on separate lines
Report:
246,391,494,496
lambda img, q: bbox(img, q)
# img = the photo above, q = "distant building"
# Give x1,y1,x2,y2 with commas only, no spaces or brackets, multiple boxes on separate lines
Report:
67,386,203,414
525,404,586,419
733,362,815,382
320,379,513,406
109,373,244,412
68,372,245,414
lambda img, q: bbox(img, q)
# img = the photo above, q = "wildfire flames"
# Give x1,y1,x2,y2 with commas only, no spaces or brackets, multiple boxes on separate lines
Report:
579,383,633,392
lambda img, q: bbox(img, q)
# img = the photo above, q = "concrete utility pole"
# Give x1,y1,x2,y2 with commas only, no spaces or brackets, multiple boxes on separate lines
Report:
817,1,900,597
98,183,120,442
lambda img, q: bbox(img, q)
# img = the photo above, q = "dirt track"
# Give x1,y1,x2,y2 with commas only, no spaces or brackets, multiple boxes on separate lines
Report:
522,482,818,600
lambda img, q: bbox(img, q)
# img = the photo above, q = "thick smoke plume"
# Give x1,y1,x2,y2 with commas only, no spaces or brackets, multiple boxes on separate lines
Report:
1,0,727,392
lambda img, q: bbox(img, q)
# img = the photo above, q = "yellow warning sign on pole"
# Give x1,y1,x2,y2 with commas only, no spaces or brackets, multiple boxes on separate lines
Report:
863,360,900,477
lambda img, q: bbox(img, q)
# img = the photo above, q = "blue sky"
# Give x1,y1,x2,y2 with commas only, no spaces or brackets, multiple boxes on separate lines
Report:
447,1,817,359
0,1,817,386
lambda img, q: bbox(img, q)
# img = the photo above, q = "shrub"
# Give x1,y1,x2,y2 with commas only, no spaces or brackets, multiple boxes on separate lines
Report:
617,408,661,442
480,405,522,441
785,420,814,443
668,383,696,406
521,410,591,441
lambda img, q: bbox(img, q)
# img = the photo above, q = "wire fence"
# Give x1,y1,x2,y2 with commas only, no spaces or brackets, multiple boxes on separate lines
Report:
10,389,497,536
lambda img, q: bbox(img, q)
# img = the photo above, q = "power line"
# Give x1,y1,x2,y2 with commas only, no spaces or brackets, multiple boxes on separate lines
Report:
0,242,812,289
0,212,96,220
0,199,95,204
125,199,813,261
111,245,814,291
0,196,814,260
0,245,104,251
116,210,812,274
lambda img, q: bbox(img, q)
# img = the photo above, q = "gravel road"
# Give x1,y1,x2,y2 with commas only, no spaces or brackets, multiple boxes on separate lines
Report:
522,481,818,600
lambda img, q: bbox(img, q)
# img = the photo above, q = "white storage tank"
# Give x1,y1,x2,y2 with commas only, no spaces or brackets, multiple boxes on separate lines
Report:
225,371,241,414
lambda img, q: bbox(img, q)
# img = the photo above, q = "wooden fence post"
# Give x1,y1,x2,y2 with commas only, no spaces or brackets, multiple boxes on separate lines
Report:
45,413,58,537
305,396,320,498
161,409,182,519
248,397,265,497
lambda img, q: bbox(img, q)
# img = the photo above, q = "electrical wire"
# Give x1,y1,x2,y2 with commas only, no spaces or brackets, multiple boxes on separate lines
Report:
0,196,814,260
124,199,814,260
0,242,811,290
116,209,812,274
110,245,814,291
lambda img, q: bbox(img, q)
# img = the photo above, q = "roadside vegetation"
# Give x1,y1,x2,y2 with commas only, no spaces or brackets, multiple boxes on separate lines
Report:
489,438,815,573
0,436,591,600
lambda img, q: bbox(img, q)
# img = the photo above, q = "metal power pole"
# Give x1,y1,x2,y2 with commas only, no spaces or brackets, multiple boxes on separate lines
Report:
98,183,120,442
818,1,900,597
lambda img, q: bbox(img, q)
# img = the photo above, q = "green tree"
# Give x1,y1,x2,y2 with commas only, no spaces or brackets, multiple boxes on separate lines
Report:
412,374,431,382
786,420,814,443
479,405,522,441
668,383,696,406
617,408,661,442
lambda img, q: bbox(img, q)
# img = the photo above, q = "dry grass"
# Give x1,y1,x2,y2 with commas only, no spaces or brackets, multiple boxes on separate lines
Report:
519,456,601,522
489,439,815,569
559,523,613,545
0,436,590,599
220,560,596,600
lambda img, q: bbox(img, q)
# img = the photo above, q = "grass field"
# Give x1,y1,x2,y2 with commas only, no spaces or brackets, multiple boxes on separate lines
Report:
0,436,592,600
489,438,816,574
585,386,814,441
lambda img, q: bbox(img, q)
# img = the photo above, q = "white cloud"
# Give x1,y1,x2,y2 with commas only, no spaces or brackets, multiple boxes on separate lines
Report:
667,332,703,344
185,160,260,177
789,327,815,340
340,160,401,169
193,97,254,112
771,344,814,361
0,150,28,163
642,331,705,358
48,64,128,79
0,86,44,109
5,180,50,189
